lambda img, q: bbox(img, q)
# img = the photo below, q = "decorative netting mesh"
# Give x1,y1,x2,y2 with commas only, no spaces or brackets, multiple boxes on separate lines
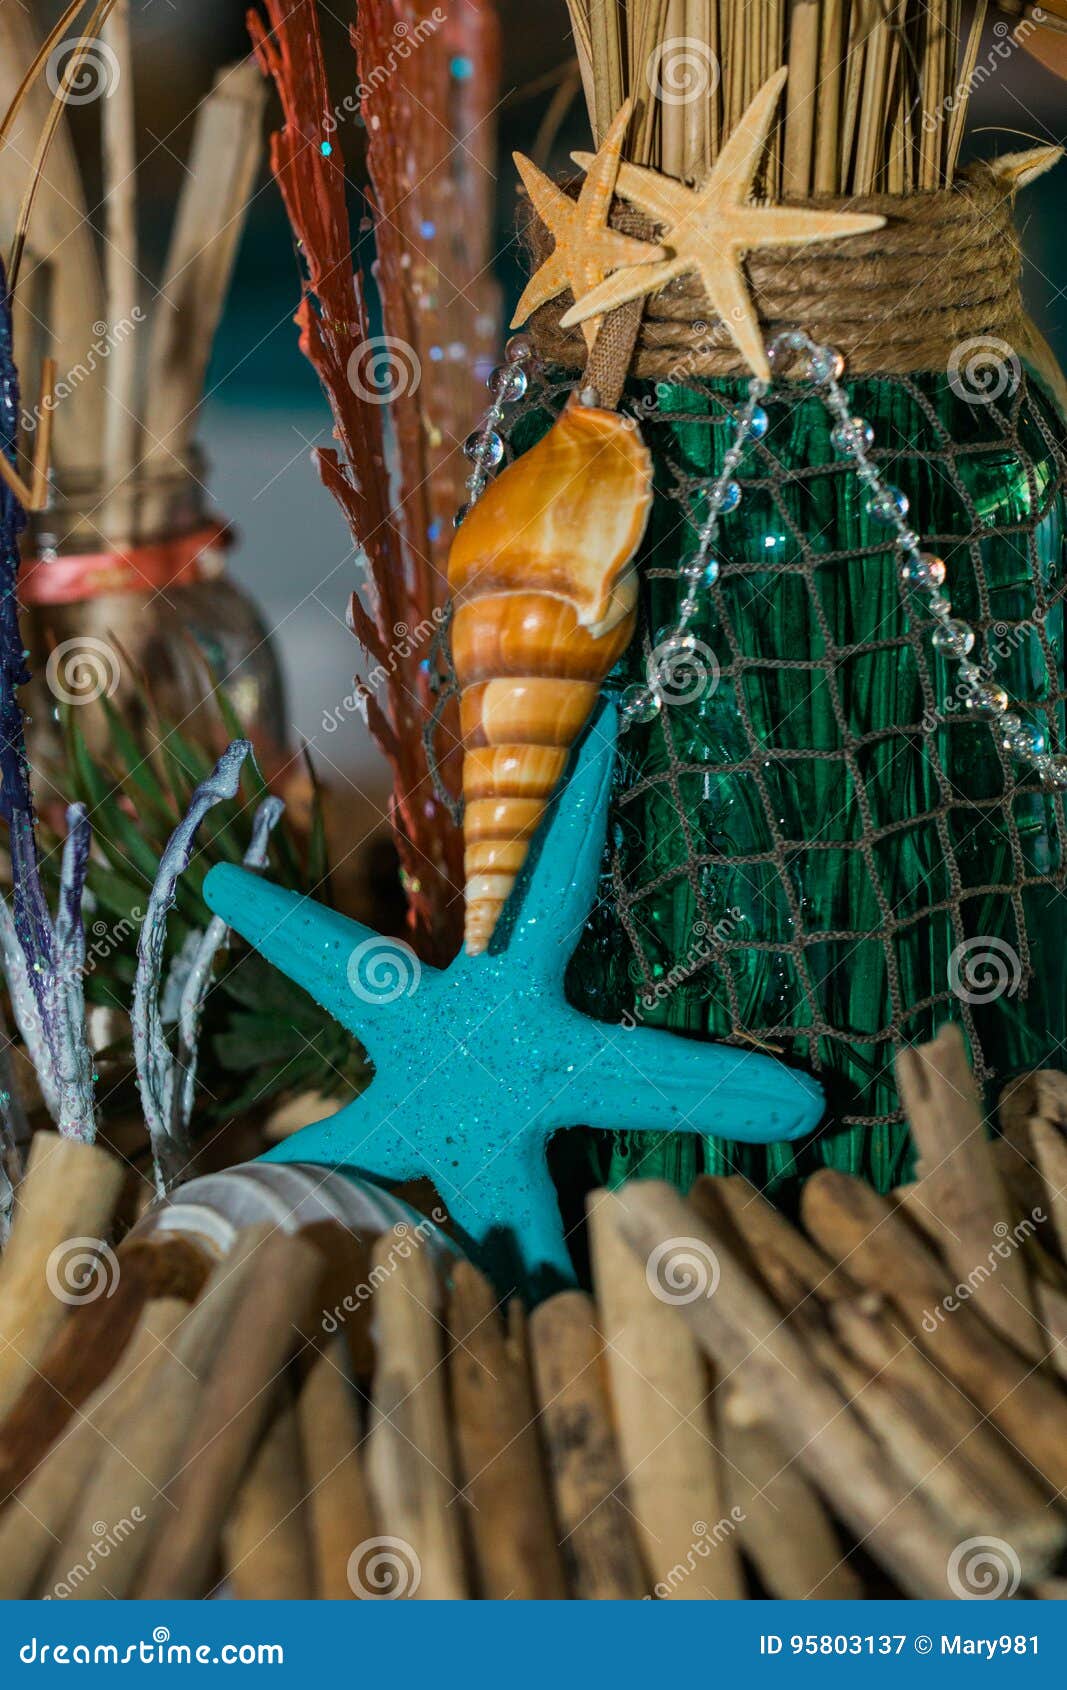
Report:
432,358,1067,1180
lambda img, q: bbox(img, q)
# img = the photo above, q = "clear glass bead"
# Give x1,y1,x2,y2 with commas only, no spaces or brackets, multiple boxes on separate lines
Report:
900,554,933,587
488,362,528,403
463,429,503,467
867,485,909,524
719,479,742,514
703,557,721,586
927,591,951,618
977,683,1009,714
504,333,533,363
998,712,1022,747
1006,721,1046,759
748,405,769,441
809,345,845,384
830,416,874,456
1044,754,1067,789
620,685,661,725
931,619,975,658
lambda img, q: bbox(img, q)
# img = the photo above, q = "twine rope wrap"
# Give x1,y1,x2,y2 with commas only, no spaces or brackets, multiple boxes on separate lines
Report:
524,166,1026,379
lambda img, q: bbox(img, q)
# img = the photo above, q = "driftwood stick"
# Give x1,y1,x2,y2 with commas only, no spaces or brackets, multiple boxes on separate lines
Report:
615,1181,992,1599
896,1026,1044,1359
448,1262,565,1599
0,1233,208,1502
141,58,267,521
999,1069,1067,1264
0,1133,125,1420
802,1169,1067,1497
224,1386,313,1600
298,1340,376,1600
137,1231,324,1598
826,1295,1061,1569
0,1297,186,1599
364,1229,467,1600
100,0,140,544
529,1290,647,1600
694,1174,857,1307
39,1223,279,1599
588,1188,744,1598
719,1386,862,1599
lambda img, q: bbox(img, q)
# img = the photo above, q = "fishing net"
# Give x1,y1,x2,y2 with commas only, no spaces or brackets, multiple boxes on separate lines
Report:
430,355,1067,1195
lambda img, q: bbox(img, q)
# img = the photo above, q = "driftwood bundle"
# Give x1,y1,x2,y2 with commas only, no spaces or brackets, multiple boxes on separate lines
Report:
2,1024,1066,1600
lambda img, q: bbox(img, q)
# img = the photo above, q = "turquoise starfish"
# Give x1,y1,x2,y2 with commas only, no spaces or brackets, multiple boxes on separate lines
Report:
204,704,823,1293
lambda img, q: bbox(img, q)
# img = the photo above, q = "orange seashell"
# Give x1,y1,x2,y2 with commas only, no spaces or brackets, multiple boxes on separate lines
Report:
448,395,652,954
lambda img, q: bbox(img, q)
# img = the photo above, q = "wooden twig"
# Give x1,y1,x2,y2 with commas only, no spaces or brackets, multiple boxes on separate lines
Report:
364,1229,467,1600
801,1169,1067,1497
588,1188,744,1598
783,0,821,196
614,1180,1015,1599
448,1262,565,1599
137,1232,324,1599
719,1387,862,1599
224,1387,314,1600
998,1069,1067,1264
896,1025,1045,1360
298,1340,376,1600
141,60,267,528
99,0,139,544
39,1223,280,1598
529,1290,647,1599
0,1296,185,1599
0,1232,207,1503
0,1133,125,1422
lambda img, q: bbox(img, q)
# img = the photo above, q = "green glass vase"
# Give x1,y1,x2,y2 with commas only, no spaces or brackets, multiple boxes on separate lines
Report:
523,363,1067,1199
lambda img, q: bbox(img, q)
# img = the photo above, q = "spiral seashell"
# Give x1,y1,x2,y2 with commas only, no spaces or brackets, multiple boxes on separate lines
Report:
449,396,652,954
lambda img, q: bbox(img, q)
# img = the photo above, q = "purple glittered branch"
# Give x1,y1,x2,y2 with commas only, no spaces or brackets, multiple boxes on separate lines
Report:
132,739,257,1195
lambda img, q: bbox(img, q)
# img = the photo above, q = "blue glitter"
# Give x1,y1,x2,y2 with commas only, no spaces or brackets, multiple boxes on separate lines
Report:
450,55,474,80
320,141,332,157
204,704,821,1296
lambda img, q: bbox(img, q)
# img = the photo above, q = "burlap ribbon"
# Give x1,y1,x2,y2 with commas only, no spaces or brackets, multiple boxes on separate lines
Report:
523,163,1027,387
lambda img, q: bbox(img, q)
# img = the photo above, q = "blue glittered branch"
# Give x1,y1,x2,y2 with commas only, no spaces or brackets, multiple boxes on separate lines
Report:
172,792,285,1141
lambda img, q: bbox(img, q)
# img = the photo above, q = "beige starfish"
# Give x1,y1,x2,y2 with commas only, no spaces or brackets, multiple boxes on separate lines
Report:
511,98,667,351
561,67,886,381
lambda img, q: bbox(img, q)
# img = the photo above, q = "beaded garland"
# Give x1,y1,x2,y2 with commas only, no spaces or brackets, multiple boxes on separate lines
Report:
458,326,1063,787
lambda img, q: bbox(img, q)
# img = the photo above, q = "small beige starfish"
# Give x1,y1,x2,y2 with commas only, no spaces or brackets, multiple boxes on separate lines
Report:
511,98,667,351
561,67,886,381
